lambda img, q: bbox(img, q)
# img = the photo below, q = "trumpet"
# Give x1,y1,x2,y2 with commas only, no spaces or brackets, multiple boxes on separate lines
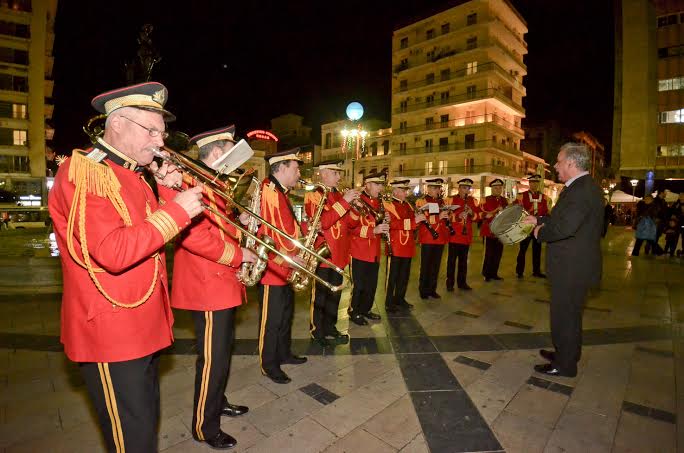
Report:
150,146,349,292
350,193,392,255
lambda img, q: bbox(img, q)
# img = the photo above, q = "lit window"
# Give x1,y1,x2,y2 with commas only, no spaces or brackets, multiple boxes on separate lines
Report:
466,61,478,75
12,103,26,119
658,77,684,91
425,161,433,174
659,109,684,123
13,129,27,145
438,160,448,175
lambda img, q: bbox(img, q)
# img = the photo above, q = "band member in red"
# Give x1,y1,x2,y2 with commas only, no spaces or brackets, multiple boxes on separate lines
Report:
171,126,258,449
383,178,424,313
349,172,389,325
258,149,307,384
305,160,359,346
48,82,204,452
415,178,450,299
481,178,508,281
445,178,480,291
515,174,549,278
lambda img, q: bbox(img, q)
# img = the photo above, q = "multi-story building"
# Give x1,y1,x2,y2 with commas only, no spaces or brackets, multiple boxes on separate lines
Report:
319,0,529,199
390,0,527,197
613,0,684,187
0,0,56,206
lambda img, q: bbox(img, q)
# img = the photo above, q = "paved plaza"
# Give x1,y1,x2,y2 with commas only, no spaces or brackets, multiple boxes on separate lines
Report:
0,226,681,452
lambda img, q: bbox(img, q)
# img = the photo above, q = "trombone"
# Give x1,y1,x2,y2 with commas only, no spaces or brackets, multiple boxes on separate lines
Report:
150,146,350,292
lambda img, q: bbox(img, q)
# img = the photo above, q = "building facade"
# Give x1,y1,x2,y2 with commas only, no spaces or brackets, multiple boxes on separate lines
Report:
319,0,531,199
0,0,56,206
613,0,684,183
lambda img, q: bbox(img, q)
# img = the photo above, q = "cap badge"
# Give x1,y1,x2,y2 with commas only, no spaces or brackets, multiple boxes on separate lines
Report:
152,89,166,105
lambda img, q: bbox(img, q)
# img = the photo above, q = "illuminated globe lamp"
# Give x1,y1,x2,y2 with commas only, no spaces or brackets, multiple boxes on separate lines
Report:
340,102,367,187
346,102,364,121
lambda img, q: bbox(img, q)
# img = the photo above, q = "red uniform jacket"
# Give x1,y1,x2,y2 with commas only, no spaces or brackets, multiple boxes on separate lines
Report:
172,188,244,312
48,150,191,363
384,198,417,258
304,187,355,269
446,195,480,245
259,176,301,286
480,195,508,238
350,192,382,263
516,190,549,217
414,195,449,245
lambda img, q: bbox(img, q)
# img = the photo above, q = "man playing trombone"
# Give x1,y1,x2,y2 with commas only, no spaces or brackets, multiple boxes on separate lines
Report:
383,178,424,313
305,160,359,346
348,172,389,326
258,149,308,384
171,125,257,449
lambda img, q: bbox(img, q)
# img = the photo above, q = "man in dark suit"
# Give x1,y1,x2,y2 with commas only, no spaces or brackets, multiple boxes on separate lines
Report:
523,142,604,377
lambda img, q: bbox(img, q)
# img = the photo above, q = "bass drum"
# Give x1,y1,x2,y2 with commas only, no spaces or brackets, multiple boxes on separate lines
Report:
489,204,534,245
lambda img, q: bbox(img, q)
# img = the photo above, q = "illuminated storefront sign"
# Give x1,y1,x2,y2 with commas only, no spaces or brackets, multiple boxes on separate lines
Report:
246,130,279,142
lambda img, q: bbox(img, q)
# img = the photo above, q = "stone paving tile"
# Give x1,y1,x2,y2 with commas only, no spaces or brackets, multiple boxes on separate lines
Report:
397,433,429,453
243,389,324,436
504,382,569,429
544,406,619,453
612,411,676,453
491,409,552,453
244,417,336,453
362,395,421,450
323,427,397,453
465,376,518,424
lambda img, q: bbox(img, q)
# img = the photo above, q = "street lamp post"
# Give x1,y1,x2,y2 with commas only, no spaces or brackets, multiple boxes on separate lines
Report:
630,179,638,202
341,102,365,188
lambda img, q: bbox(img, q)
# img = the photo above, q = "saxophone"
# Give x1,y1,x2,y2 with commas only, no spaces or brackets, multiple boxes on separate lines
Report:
288,180,331,291
236,178,275,286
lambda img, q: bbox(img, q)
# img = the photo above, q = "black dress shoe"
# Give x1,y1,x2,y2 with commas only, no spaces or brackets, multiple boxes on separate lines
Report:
221,402,249,417
263,369,291,384
430,292,441,299
517,273,523,279
325,331,350,344
363,311,382,321
539,349,555,362
532,272,546,278
492,275,503,280
399,301,414,310
351,314,369,326
533,363,576,377
458,284,472,291
281,355,307,365
484,277,491,282
195,430,237,450
311,336,329,347
446,287,454,292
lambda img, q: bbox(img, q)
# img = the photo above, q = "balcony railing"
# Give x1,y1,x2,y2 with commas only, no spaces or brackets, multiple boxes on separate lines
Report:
397,164,522,178
656,155,684,167
395,61,522,93
395,87,523,114
396,139,520,157
395,113,523,136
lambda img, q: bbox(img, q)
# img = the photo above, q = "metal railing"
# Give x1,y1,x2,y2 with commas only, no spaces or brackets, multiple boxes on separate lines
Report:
397,164,523,178
395,61,523,93
395,113,523,136
396,139,520,157
394,87,524,114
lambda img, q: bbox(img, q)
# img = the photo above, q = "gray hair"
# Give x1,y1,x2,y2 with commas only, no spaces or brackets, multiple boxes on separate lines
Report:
198,140,230,161
270,160,294,175
559,142,591,171
104,106,140,129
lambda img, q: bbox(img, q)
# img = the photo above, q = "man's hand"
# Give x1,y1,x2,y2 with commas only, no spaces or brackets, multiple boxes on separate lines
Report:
374,223,390,234
343,189,360,203
240,247,258,263
174,186,204,218
438,210,449,220
415,213,426,223
533,224,543,239
286,255,307,269
522,215,538,225
150,159,183,188
239,211,250,226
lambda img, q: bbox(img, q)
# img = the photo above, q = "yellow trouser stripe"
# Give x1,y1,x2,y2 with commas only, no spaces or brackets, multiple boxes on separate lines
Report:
309,283,317,335
385,257,391,292
98,363,125,453
259,286,269,373
195,311,213,440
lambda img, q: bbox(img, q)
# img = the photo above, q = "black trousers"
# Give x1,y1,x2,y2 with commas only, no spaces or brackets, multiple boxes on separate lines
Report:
258,284,294,374
550,280,588,375
419,244,444,296
350,257,379,315
446,243,469,289
482,237,504,278
191,308,235,440
385,256,412,308
80,353,161,453
310,267,343,338
632,238,662,255
516,234,542,275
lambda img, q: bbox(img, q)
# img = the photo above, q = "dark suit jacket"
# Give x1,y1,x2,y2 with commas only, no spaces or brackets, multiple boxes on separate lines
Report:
537,174,604,289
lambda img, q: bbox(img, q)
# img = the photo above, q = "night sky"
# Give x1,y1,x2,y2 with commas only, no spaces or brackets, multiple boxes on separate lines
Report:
51,0,614,158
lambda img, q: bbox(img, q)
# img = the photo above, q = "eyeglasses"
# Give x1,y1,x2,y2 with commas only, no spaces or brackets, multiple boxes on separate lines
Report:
121,116,169,140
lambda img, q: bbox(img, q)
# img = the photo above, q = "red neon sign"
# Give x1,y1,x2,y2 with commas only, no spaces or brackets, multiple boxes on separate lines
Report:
246,130,279,142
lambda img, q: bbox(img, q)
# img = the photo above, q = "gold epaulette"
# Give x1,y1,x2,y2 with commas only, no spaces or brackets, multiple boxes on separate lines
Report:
415,198,427,208
68,150,121,199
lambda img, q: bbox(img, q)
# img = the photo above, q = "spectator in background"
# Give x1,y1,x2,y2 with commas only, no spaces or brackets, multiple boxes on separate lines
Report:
632,195,662,256
653,190,669,248
602,201,614,238
664,216,679,257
